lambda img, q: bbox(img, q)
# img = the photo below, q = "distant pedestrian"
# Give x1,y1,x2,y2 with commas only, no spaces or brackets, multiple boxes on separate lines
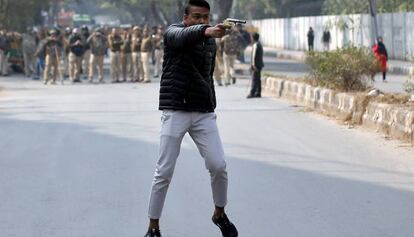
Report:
237,24,251,63
307,27,314,51
322,29,331,51
247,33,264,98
373,36,388,82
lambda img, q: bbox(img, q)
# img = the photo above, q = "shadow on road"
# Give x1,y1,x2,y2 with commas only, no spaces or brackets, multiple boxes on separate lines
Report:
0,111,413,236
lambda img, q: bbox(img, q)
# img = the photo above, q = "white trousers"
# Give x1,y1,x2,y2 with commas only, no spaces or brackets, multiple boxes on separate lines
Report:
148,110,228,219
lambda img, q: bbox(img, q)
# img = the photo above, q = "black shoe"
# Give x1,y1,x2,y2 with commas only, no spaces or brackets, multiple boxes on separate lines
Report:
254,94,261,98
212,213,238,237
246,94,254,99
232,77,236,84
144,228,161,237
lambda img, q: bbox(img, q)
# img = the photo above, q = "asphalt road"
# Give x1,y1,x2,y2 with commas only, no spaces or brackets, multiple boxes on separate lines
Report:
0,74,414,237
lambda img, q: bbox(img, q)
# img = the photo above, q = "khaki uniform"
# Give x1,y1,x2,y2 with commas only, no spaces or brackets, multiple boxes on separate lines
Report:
108,34,123,82
221,32,241,85
153,33,164,77
81,32,91,78
131,34,143,82
63,34,71,78
213,38,224,86
121,33,133,82
68,34,84,82
140,36,153,82
88,34,107,82
43,38,62,84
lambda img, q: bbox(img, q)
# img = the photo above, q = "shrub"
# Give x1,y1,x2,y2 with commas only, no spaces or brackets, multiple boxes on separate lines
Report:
305,46,380,92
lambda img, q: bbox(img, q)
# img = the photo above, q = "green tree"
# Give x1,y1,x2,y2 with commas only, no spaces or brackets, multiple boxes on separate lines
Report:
323,0,414,15
0,0,51,31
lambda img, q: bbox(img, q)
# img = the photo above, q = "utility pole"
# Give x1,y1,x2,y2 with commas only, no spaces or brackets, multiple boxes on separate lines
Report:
369,0,379,45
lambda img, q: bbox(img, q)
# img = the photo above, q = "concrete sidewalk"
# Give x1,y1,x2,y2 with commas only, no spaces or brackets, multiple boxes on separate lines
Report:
259,47,413,76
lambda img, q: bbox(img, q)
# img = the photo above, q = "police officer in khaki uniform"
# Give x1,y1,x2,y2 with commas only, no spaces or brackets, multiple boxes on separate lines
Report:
87,27,108,83
68,28,85,83
221,29,241,86
40,29,62,85
131,26,143,82
81,25,91,79
108,28,123,83
153,26,164,78
121,27,133,82
63,27,72,78
140,27,153,83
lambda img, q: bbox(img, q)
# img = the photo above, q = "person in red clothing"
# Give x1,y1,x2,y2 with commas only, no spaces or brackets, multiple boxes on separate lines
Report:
372,36,388,82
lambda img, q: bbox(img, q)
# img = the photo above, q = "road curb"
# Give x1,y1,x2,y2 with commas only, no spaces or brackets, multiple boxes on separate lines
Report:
264,76,414,145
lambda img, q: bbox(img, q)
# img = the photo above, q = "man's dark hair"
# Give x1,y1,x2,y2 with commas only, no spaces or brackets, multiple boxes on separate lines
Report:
253,33,260,41
184,0,210,15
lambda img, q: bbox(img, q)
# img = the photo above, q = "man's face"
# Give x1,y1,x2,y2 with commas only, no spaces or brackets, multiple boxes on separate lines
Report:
183,6,210,26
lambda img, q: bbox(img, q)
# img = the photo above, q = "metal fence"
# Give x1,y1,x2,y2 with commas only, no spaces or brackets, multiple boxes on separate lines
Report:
252,12,414,60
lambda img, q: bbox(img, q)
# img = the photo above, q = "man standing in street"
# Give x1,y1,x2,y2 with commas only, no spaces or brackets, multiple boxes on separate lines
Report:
87,28,107,83
68,28,85,83
247,33,264,98
40,29,62,85
81,25,91,79
131,26,143,82
307,27,315,51
144,0,238,237
108,28,123,83
322,28,331,51
153,26,164,78
221,28,241,86
121,27,133,82
140,27,153,83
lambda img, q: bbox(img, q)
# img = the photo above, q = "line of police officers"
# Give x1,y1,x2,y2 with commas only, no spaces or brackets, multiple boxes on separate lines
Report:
32,25,164,85
2,24,251,87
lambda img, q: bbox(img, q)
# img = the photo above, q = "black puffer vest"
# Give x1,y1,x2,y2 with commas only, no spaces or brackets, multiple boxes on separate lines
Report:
158,23,217,112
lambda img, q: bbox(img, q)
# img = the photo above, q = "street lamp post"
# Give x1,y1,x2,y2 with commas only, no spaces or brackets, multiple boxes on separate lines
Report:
369,0,379,45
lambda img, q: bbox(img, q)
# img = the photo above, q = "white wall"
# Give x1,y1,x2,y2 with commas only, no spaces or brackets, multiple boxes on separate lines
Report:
252,12,413,60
